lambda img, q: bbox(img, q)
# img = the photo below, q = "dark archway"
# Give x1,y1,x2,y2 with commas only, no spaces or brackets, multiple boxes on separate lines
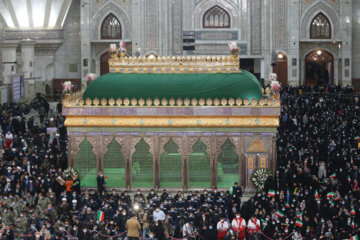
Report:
305,49,334,86
100,52,109,76
272,52,288,86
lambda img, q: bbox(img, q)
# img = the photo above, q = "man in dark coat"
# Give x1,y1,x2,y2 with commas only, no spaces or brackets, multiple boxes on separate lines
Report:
97,172,105,197
203,223,218,240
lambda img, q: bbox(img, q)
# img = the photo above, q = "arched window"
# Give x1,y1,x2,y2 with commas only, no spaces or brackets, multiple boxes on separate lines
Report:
101,13,122,39
203,5,230,28
310,13,331,39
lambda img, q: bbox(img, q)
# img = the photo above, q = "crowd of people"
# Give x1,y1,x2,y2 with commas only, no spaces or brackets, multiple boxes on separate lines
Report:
259,85,360,239
0,86,358,240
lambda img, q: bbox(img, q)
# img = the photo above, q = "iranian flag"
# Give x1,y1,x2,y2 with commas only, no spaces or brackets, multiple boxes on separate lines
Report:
276,210,284,218
326,192,334,199
295,219,303,228
354,136,360,141
350,208,356,215
334,193,341,201
351,235,359,240
281,222,289,228
320,181,327,190
314,189,319,200
329,173,336,179
352,219,356,229
348,175,352,183
329,199,335,207
296,212,303,218
97,211,104,222
285,201,290,209
268,189,275,197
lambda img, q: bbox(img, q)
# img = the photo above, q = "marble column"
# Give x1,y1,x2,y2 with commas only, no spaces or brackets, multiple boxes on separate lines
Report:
288,0,300,86
20,40,36,98
80,0,91,86
341,0,353,86
0,43,18,85
131,0,143,57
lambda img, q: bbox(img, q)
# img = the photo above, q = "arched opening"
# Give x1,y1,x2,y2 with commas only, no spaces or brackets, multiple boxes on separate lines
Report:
310,13,331,39
103,139,125,187
132,138,153,188
100,52,109,76
189,139,210,188
203,5,230,28
160,138,182,188
217,139,239,188
305,49,334,86
75,139,97,187
101,13,122,39
272,52,288,86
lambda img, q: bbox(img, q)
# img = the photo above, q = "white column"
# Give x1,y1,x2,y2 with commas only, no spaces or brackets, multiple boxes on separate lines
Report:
264,0,273,84
0,43,18,85
340,0,352,86
80,0,91,86
20,40,35,79
260,59,265,79
131,0,143,57
287,0,300,86
20,40,36,97
334,57,339,85
351,0,360,81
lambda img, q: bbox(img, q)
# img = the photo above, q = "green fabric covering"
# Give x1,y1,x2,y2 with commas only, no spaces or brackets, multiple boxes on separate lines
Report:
83,71,262,101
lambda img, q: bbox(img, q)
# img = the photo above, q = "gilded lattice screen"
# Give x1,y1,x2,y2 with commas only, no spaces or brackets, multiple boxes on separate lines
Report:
160,138,182,188
217,139,239,188
132,138,153,187
70,133,274,188
103,138,125,187
75,139,97,187
189,139,211,188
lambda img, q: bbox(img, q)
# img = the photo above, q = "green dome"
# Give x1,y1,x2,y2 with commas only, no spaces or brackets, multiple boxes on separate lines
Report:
83,71,262,101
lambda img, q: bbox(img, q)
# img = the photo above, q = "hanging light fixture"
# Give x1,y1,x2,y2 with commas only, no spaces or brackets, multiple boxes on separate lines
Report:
317,50,322,55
